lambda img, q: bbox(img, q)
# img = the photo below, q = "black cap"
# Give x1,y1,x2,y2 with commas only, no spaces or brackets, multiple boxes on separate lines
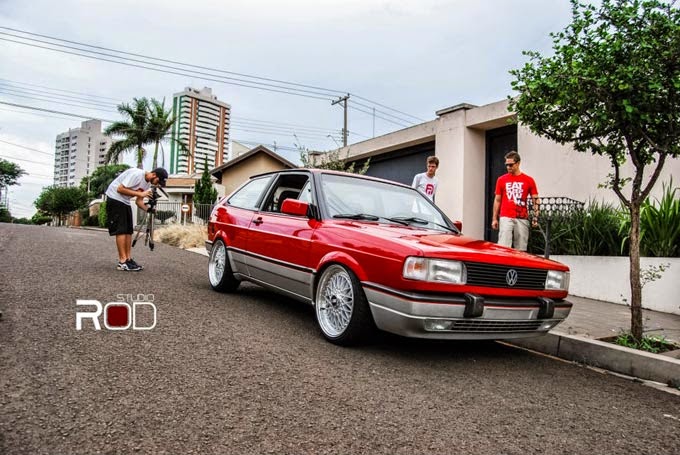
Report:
152,167,168,187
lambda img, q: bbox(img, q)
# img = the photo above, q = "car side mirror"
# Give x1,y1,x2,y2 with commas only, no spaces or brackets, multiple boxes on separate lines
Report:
453,220,462,231
280,199,309,217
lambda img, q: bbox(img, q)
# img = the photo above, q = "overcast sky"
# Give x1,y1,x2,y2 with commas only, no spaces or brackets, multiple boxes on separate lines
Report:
0,0,573,218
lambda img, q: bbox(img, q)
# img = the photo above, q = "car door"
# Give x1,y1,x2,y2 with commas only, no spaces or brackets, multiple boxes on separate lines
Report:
245,173,316,302
221,175,274,276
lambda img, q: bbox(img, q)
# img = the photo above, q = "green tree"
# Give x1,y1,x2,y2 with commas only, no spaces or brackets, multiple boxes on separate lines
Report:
193,156,218,205
0,158,26,187
299,148,370,174
34,186,88,225
80,164,130,198
509,0,680,341
105,97,152,168
0,206,11,223
0,158,27,205
31,211,52,225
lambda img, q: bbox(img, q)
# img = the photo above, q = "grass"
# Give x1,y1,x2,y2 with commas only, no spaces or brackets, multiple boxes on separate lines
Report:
153,223,208,249
612,332,679,354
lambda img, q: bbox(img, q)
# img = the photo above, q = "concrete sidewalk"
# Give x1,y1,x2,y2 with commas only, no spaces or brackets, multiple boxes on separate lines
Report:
511,295,680,388
556,295,680,345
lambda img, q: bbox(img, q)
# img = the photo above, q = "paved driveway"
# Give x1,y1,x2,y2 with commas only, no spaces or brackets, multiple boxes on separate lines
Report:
1,224,679,454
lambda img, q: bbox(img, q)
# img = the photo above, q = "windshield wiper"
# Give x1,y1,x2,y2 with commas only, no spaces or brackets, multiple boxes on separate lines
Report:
333,213,409,225
390,216,457,233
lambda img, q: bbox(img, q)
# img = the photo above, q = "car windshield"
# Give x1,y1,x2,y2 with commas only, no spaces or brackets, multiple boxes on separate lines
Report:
319,173,455,232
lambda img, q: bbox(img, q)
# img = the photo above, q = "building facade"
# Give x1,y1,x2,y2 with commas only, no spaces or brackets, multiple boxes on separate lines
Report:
329,99,680,241
169,87,231,175
53,119,111,188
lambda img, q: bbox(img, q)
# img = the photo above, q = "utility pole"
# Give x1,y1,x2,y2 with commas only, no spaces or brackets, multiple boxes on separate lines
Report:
331,94,350,147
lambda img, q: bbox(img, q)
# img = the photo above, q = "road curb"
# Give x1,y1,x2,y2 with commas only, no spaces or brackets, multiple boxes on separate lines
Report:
509,332,680,386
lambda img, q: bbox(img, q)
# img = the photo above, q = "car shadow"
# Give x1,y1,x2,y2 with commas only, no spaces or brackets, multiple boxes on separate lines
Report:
227,282,529,362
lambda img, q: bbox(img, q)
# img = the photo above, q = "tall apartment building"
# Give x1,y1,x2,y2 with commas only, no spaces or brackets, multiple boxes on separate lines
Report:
169,87,231,175
54,119,112,188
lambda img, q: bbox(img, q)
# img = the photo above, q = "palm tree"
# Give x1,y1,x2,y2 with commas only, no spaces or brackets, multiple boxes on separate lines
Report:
147,97,191,169
104,97,151,168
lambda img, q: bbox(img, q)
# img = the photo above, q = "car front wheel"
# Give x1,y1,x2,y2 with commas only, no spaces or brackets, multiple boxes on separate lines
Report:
208,239,240,292
315,264,373,345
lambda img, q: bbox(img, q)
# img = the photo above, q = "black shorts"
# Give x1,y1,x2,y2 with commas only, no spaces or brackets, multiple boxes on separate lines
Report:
106,198,133,236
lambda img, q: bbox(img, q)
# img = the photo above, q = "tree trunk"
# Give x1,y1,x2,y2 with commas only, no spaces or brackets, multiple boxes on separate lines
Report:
629,201,643,341
152,141,159,169
137,147,144,169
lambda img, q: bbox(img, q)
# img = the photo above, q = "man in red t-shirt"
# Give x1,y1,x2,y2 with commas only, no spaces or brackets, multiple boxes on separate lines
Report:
491,151,540,251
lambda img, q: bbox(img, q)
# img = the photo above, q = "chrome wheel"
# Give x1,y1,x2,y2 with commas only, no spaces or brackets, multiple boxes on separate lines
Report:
209,241,226,287
316,265,354,338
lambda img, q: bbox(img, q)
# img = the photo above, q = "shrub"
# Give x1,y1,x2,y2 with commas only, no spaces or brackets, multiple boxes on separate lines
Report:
530,201,626,256
98,201,107,228
620,180,680,258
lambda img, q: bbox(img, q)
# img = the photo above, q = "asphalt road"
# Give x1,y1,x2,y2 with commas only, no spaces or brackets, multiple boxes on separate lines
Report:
1,223,679,455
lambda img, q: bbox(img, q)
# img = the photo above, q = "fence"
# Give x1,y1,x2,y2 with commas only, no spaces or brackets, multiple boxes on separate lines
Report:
146,202,215,227
529,196,584,258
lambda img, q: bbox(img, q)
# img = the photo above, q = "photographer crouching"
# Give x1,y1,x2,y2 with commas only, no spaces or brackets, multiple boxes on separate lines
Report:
104,167,168,271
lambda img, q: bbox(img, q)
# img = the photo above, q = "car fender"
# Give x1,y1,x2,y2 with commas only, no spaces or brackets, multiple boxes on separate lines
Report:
311,251,368,303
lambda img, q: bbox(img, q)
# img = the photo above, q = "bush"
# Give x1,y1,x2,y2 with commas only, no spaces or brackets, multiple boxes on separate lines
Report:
621,180,680,258
98,201,107,228
530,201,626,256
83,215,99,227
530,181,680,257
156,210,175,224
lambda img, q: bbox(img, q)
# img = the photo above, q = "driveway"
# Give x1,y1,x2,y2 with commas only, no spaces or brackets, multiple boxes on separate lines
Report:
1,224,678,454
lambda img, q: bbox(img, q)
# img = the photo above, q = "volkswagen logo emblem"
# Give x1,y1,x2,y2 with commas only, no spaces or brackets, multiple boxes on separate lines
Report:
506,269,518,286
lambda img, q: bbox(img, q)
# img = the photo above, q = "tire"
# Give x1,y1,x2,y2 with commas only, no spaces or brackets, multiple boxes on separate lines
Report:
315,264,374,345
208,239,240,292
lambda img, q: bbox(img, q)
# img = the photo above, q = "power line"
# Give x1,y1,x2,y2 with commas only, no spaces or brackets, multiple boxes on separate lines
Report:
0,138,54,156
347,105,410,128
0,87,119,110
0,154,54,166
0,26,347,97
0,101,305,153
0,77,122,102
0,34,336,101
0,26,423,123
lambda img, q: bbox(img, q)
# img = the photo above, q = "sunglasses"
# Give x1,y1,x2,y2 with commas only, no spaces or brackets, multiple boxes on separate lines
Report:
505,162,517,167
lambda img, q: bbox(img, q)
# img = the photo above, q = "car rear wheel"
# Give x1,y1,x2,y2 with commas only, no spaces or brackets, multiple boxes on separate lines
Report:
208,239,240,292
315,264,373,345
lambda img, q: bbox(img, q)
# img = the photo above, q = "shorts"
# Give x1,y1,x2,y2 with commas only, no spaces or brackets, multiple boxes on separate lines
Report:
106,198,133,236
498,217,530,251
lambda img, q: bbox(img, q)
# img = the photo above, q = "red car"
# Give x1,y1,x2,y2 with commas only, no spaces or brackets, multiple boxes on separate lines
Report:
207,169,571,345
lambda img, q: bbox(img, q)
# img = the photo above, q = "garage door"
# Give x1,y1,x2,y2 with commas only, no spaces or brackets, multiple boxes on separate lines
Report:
349,141,435,186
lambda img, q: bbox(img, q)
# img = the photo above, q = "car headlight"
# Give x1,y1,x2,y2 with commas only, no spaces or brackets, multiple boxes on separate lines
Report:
545,270,570,291
403,257,467,284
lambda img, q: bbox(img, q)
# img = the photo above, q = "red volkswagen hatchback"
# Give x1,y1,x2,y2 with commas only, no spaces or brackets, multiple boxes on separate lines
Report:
207,169,571,345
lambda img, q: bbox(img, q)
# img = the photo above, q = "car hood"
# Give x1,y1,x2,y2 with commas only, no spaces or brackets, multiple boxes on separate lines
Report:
331,221,568,270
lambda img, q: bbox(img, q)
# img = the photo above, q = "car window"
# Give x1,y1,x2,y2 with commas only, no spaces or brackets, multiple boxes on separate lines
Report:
261,174,310,213
227,176,273,210
298,180,312,204
320,173,450,230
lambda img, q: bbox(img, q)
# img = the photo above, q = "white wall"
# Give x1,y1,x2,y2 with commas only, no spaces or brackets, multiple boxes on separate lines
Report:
553,255,680,315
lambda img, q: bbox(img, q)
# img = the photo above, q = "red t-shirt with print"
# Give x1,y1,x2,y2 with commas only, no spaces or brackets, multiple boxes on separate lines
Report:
495,173,538,219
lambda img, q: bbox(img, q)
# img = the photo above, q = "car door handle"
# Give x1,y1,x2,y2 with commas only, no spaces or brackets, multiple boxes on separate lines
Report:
252,217,263,225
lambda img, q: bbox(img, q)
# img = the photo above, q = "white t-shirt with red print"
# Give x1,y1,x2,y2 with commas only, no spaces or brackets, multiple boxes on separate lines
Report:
412,173,438,202
495,172,538,219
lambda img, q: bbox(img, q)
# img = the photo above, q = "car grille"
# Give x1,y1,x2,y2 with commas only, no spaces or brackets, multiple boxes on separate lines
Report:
464,262,548,290
448,320,543,332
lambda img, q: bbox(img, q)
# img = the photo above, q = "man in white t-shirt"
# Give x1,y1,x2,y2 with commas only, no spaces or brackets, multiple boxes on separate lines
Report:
104,167,168,271
412,155,439,202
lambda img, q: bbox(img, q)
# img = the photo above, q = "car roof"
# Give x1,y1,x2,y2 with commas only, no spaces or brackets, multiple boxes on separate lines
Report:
250,168,413,190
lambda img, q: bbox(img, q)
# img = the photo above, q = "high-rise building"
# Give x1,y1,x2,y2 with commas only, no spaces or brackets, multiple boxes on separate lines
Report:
169,87,231,175
53,119,112,188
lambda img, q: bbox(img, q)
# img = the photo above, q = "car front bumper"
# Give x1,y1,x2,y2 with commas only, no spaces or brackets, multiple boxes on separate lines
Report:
362,282,572,340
